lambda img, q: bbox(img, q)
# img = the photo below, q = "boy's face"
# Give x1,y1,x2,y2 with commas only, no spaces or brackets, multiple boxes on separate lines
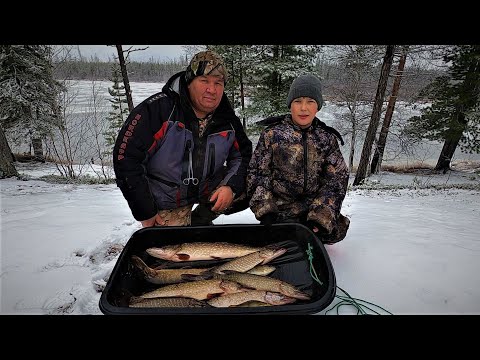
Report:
290,97,318,128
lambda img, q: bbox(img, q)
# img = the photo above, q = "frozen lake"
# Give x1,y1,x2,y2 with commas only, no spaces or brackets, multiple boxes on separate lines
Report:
9,80,480,169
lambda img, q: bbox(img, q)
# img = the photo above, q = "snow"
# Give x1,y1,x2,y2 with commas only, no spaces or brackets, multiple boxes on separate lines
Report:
2,80,480,315
2,162,479,315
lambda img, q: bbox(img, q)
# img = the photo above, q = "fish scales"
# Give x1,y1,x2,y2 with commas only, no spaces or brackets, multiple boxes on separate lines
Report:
138,279,244,300
207,290,297,307
131,255,207,284
129,297,209,308
213,247,286,274
146,242,261,261
214,272,311,300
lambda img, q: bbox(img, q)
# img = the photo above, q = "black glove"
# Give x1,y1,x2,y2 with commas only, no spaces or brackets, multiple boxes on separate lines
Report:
259,213,277,226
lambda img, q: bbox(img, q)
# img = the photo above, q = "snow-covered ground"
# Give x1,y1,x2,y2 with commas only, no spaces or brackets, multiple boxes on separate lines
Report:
1,161,479,315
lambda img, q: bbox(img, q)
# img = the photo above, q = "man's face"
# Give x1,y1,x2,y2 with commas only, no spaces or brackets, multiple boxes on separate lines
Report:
188,75,225,117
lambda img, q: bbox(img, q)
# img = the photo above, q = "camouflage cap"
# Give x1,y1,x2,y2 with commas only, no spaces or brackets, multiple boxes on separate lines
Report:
185,50,227,84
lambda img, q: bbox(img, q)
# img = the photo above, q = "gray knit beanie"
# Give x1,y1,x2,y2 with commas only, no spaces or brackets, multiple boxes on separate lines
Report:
287,74,323,110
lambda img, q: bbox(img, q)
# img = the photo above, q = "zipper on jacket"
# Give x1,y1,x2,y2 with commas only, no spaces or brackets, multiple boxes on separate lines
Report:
302,130,308,192
191,119,203,198
207,143,215,178
181,139,191,184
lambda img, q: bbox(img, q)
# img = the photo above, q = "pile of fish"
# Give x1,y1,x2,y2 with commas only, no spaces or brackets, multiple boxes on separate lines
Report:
128,242,311,308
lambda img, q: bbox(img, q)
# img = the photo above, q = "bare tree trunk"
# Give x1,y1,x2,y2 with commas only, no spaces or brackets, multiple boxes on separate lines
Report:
239,54,246,129
435,135,462,173
0,127,18,178
116,45,134,112
370,46,408,174
435,112,467,172
353,45,396,186
32,138,45,162
348,128,356,172
435,53,479,173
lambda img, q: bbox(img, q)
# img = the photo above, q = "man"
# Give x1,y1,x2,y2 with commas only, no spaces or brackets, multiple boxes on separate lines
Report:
113,50,252,227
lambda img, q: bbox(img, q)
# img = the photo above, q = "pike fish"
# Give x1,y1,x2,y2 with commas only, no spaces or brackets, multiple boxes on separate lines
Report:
146,242,261,262
138,279,245,300
129,297,209,308
210,271,311,300
207,290,297,308
212,247,287,274
246,265,276,276
235,301,272,307
131,255,207,284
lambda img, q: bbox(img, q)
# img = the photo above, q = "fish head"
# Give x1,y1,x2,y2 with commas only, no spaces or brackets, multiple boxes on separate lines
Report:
220,280,247,294
280,284,311,300
145,245,180,260
264,292,297,305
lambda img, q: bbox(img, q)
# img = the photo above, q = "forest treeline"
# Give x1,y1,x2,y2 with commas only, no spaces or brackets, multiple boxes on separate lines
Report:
52,57,442,104
2,45,479,181
53,59,187,83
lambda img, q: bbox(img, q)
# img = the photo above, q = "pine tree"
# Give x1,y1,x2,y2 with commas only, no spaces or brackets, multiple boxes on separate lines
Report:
0,45,64,160
104,64,129,154
208,45,255,128
405,45,480,171
246,45,320,119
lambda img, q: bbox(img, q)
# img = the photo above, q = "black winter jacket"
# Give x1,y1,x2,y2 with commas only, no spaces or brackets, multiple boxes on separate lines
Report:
113,71,252,221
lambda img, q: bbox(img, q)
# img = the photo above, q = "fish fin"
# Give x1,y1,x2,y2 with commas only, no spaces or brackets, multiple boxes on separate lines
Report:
182,271,214,281
206,293,219,299
210,256,222,260
175,253,190,261
181,274,204,281
262,243,278,250
153,262,169,270
198,270,215,279
130,255,146,268
220,270,241,275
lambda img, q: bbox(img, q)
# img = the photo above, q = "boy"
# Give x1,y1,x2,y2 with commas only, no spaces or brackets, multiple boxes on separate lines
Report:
247,74,350,244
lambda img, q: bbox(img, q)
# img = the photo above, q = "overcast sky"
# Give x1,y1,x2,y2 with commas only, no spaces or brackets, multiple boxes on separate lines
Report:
73,45,186,62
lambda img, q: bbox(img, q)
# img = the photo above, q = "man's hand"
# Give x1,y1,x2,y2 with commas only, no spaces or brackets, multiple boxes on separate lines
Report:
210,186,234,212
140,213,164,227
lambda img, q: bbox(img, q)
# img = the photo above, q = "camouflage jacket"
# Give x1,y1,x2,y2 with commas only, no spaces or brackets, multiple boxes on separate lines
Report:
247,114,349,235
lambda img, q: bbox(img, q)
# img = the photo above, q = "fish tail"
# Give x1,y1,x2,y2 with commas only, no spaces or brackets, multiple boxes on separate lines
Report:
131,255,156,278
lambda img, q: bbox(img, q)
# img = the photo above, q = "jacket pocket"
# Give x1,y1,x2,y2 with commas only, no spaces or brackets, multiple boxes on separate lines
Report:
147,174,181,208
